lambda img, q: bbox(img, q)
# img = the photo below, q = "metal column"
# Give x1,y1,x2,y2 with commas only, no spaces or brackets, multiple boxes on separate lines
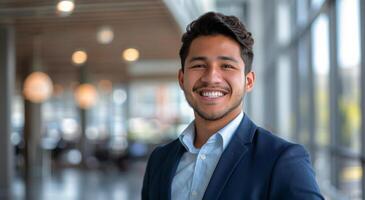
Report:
328,0,341,188
0,25,15,200
360,0,365,199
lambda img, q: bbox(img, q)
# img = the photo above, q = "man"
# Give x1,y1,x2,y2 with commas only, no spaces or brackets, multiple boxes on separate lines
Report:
142,12,324,200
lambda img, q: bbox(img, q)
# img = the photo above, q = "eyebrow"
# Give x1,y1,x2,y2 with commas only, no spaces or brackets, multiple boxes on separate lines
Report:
217,56,239,63
188,56,239,63
188,56,207,63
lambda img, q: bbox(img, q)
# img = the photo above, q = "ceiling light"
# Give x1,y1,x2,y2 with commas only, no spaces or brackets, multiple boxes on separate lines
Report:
97,26,114,44
122,48,139,62
72,50,87,65
74,83,98,109
23,72,53,103
57,0,75,16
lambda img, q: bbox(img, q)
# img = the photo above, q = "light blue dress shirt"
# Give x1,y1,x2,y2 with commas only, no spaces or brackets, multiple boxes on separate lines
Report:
171,112,244,200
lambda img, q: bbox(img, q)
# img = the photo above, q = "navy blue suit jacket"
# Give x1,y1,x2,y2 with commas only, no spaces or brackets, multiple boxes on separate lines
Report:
142,115,324,200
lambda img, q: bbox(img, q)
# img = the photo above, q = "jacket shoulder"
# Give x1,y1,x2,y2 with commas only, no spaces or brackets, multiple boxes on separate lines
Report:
253,127,300,153
252,128,323,199
250,127,311,170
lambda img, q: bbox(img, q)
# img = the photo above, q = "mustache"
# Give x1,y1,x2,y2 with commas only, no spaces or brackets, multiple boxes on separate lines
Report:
192,83,230,92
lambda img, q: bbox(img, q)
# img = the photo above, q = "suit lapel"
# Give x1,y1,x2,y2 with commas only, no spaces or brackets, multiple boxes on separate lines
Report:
159,140,186,200
202,115,257,200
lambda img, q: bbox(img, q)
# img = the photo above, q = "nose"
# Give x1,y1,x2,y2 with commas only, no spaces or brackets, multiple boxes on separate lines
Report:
200,64,222,84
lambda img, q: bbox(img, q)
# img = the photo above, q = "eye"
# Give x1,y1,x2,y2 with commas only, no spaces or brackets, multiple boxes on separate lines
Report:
190,64,205,69
222,64,234,69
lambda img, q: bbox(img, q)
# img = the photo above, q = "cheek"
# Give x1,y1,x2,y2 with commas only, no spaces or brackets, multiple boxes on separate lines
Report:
184,73,199,87
227,75,245,89
182,77,194,93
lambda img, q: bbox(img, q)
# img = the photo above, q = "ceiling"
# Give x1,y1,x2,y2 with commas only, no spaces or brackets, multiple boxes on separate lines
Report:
0,0,182,85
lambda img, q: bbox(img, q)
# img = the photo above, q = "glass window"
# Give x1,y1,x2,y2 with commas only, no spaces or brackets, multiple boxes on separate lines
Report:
312,14,330,147
129,81,192,142
296,0,309,26
337,0,361,153
311,0,325,10
312,13,331,189
336,0,362,198
276,55,293,140
339,158,362,199
276,1,291,45
264,66,278,132
297,35,311,147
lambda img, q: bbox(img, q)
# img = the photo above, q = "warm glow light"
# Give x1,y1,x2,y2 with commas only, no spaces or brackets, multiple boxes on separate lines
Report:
342,166,362,182
74,83,98,109
57,0,75,15
122,48,139,62
72,50,87,65
23,72,53,103
97,26,114,44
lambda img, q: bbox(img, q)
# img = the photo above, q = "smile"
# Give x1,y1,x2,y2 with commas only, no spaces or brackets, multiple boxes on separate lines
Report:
201,91,224,98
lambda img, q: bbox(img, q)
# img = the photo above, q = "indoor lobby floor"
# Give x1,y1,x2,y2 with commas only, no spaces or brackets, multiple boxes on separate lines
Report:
12,160,146,200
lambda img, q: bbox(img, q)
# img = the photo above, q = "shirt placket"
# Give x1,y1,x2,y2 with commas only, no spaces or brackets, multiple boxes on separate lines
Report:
189,141,215,200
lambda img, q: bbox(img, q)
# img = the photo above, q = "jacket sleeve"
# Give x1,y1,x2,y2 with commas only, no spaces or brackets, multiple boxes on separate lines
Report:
269,144,325,200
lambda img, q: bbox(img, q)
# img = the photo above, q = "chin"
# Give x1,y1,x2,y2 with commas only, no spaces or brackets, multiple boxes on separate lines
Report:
196,110,229,121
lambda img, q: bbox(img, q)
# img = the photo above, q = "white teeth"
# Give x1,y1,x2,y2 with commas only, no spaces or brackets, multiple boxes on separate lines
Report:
202,91,224,98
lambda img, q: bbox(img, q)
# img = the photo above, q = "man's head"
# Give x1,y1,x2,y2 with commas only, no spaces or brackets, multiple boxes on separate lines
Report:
179,12,254,75
178,12,255,122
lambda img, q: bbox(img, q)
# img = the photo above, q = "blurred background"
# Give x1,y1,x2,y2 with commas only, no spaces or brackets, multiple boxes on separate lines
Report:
0,0,364,199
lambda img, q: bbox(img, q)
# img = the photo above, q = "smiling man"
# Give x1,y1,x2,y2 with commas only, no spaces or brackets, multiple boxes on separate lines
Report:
142,12,324,200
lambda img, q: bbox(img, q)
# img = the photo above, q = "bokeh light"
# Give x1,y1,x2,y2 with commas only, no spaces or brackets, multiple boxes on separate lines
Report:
56,0,75,16
72,50,88,65
122,48,139,62
23,71,53,103
97,26,114,44
74,83,98,109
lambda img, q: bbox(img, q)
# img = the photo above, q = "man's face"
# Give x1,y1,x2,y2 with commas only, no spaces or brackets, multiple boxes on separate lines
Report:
179,35,255,121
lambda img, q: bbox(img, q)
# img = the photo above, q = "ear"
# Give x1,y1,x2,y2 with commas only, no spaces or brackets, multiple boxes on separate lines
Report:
178,69,184,89
245,71,255,92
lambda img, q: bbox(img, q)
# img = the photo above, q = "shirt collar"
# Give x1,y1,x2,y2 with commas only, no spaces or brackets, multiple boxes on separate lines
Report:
179,112,244,153
178,122,198,153
218,111,244,149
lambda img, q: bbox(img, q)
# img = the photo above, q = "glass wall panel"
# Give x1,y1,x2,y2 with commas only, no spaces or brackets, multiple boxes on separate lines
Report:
276,55,293,140
338,158,362,199
312,14,330,147
276,0,291,45
129,82,193,143
312,13,331,188
311,0,325,10
337,0,361,153
296,0,309,25
336,0,362,198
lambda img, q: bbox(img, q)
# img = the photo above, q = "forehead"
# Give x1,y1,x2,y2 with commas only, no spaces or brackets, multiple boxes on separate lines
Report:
187,35,242,60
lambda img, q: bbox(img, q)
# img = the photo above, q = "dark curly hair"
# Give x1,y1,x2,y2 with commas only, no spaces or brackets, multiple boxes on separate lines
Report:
179,12,254,75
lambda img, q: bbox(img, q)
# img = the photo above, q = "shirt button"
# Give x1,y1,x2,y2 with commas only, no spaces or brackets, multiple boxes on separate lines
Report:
192,191,197,196
200,154,206,160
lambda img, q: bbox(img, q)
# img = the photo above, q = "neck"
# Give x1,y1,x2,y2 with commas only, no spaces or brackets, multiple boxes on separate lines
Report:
193,109,242,148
